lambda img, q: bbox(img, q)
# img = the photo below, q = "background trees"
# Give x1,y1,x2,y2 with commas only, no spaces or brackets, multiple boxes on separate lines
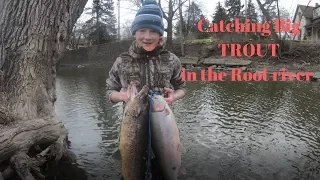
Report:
67,0,295,48
83,0,117,45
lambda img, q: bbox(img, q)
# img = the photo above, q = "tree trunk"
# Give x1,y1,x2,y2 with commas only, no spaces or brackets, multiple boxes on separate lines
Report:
178,0,184,56
276,0,283,57
186,0,190,36
255,0,279,42
166,20,173,49
0,0,87,179
166,0,173,49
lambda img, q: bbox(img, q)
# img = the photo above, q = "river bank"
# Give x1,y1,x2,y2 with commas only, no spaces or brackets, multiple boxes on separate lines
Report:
57,39,320,81
60,58,320,82
175,39,320,82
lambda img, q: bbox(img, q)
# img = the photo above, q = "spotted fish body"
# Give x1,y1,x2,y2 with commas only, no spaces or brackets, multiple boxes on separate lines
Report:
120,84,149,180
150,94,185,180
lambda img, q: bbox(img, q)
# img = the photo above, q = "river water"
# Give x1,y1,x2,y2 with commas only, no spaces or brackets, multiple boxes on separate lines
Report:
54,66,320,180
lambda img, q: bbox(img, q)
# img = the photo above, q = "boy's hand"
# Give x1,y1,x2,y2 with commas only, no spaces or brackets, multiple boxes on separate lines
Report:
111,82,134,103
119,91,130,103
121,81,135,103
163,87,176,105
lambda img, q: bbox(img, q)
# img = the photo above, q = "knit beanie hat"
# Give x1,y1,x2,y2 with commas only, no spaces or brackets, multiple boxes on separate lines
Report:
131,0,164,36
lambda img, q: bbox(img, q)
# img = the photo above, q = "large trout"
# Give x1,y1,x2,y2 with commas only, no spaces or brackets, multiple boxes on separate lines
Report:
120,83,149,180
150,94,186,180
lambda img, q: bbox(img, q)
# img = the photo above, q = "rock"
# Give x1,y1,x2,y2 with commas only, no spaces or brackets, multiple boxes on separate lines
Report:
186,64,194,69
247,68,256,72
241,67,247,71
214,67,225,71
192,66,202,70
180,56,198,65
203,58,226,65
224,59,252,66
203,58,252,67
201,44,215,58
313,72,320,79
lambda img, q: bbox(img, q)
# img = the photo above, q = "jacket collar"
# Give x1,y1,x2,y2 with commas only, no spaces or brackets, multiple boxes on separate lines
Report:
128,40,166,59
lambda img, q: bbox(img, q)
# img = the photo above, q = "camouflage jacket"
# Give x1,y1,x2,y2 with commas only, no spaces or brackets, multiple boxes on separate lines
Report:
105,40,186,103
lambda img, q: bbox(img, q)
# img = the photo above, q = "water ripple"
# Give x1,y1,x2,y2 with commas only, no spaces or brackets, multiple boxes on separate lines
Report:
55,67,320,180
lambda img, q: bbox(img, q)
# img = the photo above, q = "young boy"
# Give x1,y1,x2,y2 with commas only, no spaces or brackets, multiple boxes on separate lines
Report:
106,1,185,179
105,0,185,105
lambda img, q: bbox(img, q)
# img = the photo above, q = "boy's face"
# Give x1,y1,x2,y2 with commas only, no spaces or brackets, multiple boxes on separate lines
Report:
135,28,162,51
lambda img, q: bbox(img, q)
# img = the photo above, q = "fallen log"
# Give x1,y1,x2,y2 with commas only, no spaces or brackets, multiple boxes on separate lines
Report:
0,115,78,179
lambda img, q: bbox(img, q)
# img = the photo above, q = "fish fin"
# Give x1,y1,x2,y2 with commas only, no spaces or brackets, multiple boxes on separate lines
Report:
179,166,187,176
134,105,142,117
127,81,136,99
165,107,170,116
109,148,121,161
179,143,187,154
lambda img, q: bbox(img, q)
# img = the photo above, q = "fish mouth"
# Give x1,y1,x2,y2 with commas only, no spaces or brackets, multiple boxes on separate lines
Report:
135,85,149,99
127,82,149,97
151,95,166,112
127,82,138,100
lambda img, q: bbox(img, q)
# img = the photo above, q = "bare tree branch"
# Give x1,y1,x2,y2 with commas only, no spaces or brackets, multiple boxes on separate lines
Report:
158,0,169,20
129,0,143,8
173,0,188,14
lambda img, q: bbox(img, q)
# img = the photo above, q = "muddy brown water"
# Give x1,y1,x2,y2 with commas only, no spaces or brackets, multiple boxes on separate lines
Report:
53,67,320,180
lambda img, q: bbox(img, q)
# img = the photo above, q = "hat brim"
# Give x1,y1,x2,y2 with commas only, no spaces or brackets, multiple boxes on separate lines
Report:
131,24,164,36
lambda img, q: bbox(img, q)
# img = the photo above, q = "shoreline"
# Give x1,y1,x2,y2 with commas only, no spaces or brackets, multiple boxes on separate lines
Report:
179,56,320,82
58,57,320,82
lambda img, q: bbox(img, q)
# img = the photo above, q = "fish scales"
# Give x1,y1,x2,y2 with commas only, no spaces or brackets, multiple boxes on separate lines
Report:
120,84,149,180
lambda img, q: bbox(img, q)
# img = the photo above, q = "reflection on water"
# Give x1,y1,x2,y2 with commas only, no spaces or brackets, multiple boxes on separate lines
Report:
55,67,320,180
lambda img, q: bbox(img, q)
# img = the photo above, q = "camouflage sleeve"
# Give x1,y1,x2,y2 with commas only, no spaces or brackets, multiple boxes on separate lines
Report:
106,57,122,102
170,53,186,91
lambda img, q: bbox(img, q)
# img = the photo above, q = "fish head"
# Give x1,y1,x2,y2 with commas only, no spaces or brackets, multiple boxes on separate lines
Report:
123,83,149,116
124,84,149,117
127,81,139,102
135,85,149,103
151,94,167,112
127,82,149,101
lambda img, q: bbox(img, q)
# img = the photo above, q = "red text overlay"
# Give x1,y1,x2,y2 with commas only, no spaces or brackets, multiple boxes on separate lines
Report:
197,18,300,57
181,68,314,82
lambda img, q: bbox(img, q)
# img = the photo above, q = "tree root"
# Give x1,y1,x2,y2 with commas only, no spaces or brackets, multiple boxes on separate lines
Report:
0,166,14,180
10,152,40,180
49,136,67,165
0,115,76,180
30,167,45,180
